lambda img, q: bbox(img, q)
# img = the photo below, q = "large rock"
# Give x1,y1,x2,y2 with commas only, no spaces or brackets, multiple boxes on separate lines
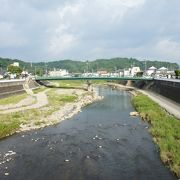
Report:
130,111,139,116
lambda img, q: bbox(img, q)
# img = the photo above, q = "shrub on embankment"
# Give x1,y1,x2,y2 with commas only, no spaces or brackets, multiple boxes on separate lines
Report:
132,94,180,178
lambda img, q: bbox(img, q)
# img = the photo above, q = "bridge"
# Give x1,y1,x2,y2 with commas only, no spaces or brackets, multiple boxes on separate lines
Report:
35,76,154,81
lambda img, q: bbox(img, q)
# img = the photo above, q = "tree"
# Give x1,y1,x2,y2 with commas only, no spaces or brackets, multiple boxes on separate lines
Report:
174,70,180,79
7,65,22,76
136,71,143,77
36,68,43,76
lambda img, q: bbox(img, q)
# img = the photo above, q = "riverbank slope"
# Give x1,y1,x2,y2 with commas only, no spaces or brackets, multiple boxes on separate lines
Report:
0,86,102,139
106,82,180,178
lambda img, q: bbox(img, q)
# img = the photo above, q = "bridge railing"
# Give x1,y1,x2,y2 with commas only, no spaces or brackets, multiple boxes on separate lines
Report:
35,76,154,81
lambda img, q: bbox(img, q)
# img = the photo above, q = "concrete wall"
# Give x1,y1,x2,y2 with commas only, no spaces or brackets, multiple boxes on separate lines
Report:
0,79,40,99
133,79,180,103
0,79,25,87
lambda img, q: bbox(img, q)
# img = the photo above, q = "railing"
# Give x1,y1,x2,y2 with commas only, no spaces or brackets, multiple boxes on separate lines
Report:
35,76,154,81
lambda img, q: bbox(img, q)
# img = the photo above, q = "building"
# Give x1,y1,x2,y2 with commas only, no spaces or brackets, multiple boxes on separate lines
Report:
156,67,168,74
21,70,29,78
123,68,131,77
146,66,157,76
155,67,174,78
130,67,141,76
12,62,19,67
109,72,119,77
49,69,69,77
97,70,109,77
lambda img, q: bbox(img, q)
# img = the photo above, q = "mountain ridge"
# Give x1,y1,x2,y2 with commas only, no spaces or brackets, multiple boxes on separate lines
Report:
0,57,179,73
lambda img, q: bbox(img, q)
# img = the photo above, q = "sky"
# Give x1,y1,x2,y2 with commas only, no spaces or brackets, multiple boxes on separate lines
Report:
0,0,180,64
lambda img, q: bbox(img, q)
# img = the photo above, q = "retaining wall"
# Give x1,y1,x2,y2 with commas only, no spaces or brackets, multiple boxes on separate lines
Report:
132,79,180,103
0,79,40,99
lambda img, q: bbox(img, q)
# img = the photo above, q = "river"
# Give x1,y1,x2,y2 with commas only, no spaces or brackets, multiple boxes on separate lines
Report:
0,87,176,180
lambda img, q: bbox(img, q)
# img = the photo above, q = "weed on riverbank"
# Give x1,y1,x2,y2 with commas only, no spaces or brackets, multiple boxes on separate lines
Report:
33,86,46,94
132,93,180,178
0,93,28,105
0,89,78,139
52,80,107,88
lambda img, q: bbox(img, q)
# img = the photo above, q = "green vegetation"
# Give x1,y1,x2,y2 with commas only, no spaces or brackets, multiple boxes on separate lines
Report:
175,70,180,78
132,94,180,178
51,80,107,89
33,86,46,94
136,71,143,77
54,80,85,88
0,93,28,105
7,64,22,75
0,89,78,139
0,57,178,74
0,119,20,138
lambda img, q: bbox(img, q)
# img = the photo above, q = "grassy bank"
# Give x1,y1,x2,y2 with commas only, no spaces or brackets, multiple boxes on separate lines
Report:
0,89,78,139
132,93,180,178
52,80,107,88
0,93,28,105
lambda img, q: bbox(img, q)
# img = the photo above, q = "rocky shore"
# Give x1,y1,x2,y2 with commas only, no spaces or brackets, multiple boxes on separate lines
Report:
17,88,103,132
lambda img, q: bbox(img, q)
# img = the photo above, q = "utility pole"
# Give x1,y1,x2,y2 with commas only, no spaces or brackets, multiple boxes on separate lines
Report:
45,62,48,76
34,66,36,76
86,60,89,73
144,60,147,75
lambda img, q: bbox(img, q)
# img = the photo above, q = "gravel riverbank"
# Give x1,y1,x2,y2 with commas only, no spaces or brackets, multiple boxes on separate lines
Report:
17,88,103,132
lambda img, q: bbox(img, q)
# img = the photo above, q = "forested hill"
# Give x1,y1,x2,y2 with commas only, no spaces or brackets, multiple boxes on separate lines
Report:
0,57,179,73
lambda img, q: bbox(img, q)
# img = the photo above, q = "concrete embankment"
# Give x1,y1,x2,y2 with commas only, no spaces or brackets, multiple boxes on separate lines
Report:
107,80,180,119
0,78,40,98
132,79,180,103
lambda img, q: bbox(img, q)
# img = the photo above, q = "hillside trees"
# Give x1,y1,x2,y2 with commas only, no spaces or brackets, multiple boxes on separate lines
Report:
7,65,22,75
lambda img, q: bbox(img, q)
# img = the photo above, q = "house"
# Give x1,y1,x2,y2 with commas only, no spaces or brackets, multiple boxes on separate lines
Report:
11,62,19,67
49,69,69,77
130,67,141,76
0,69,5,79
109,72,119,77
156,67,168,74
116,69,124,77
146,66,157,76
155,67,171,78
123,68,131,77
97,70,109,77
21,70,29,78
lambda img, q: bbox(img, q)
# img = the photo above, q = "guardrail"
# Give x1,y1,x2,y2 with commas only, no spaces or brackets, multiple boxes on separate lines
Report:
35,76,154,81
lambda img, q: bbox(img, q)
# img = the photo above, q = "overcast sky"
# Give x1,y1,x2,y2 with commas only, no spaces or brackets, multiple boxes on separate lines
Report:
0,0,180,64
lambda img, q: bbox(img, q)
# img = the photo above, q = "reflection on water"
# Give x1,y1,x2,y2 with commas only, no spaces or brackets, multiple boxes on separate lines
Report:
0,87,176,180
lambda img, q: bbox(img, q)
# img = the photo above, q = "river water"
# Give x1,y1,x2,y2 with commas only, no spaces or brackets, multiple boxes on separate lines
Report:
0,87,176,180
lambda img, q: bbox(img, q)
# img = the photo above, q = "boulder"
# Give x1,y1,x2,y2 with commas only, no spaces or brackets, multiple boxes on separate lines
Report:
130,111,139,116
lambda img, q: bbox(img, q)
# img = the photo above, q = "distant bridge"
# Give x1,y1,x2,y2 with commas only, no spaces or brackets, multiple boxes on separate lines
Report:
35,76,154,81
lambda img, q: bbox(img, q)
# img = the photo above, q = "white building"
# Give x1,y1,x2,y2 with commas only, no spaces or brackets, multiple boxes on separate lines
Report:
109,72,119,77
12,62,19,67
49,69,69,77
155,67,170,78
130,67,141,76
97,70,109,77
156,67,168,74
123,68,131,77
146,66,157,76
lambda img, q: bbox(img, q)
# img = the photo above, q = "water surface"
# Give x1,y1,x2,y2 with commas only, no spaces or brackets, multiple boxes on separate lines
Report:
0,87,176,180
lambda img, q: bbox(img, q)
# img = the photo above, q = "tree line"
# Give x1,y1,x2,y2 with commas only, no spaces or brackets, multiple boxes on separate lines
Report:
0,57,179,75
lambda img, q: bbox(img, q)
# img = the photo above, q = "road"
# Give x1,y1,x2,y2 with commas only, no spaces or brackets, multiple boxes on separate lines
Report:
139,89,180,119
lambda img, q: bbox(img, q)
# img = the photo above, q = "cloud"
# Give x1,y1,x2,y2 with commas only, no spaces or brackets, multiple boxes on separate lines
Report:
0,22,27,47
155,39,180,60
0,0,180,64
